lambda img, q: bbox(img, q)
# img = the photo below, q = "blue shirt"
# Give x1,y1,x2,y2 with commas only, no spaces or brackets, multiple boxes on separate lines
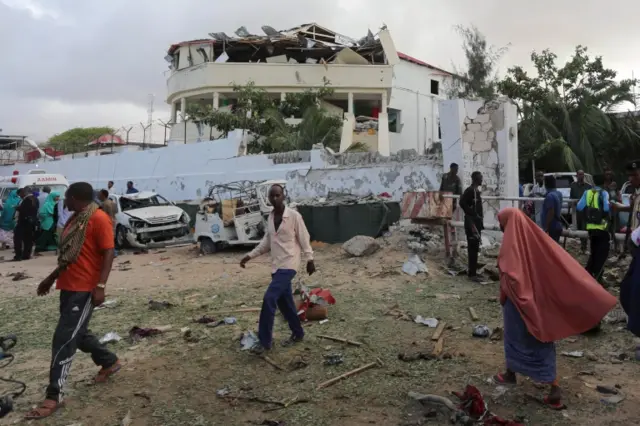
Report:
519,184,524,197
126,187,139,194
576,187,610,213
542,190,563,231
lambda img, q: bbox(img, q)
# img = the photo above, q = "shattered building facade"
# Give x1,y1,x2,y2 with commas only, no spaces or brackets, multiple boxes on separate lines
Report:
165,23,453,155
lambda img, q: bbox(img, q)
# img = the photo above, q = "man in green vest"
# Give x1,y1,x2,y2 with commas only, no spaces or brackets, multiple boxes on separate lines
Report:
577,174,611,283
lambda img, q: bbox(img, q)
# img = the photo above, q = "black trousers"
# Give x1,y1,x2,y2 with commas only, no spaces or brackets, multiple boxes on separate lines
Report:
465,232,480,277
46,290,118,401
586,230,610,282
13,221,34,260
576,213,587,250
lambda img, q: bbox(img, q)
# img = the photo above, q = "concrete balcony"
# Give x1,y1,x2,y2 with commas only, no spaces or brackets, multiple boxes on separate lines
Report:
166,62,393,104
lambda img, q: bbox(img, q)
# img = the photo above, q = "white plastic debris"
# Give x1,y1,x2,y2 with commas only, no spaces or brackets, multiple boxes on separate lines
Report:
561,351,584,358
402,254,428,276
99,332,122,344
414,315,438,328
94,299,119,311
240,331,259,351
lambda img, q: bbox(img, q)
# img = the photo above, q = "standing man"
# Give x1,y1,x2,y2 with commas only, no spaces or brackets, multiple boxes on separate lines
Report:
570,170,591,252
98,189,118,257
38,186,51,209
440,163,462,259
603,168,620,253
531,170,547,227
25,182,120,420
126,181,139,194
542,175,564,242
577,174,610,282
56,197,72,245
13,187,38,261
460,171,484,283
239,184,315,354
107,181,114,192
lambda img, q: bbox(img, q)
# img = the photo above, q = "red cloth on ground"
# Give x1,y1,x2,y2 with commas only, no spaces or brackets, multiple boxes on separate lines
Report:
453,385,523,425
297,288,336,321
497,208,616,342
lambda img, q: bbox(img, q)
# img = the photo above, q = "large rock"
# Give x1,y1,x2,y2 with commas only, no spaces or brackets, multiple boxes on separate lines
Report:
342,236,380,257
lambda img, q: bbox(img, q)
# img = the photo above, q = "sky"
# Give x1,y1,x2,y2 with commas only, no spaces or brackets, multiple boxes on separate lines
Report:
1,0,639,142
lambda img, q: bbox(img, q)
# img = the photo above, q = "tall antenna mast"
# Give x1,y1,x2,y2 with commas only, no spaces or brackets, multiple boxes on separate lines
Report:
147,94,155,144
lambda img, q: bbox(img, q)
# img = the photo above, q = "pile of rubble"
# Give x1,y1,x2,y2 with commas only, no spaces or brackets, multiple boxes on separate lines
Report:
294,193,391,207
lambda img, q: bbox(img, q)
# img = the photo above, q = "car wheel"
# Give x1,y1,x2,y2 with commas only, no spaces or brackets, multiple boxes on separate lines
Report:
199,238,217,255
116,225,129,249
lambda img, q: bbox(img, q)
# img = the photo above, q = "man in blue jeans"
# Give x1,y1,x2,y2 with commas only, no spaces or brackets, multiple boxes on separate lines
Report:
542,175,564,242
240,184,315,354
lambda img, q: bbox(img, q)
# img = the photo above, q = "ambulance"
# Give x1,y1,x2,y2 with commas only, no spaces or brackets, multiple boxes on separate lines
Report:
0,170,70,202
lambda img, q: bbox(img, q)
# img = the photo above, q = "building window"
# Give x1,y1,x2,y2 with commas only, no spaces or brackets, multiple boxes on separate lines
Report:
431,80,440,95
388,108,401,133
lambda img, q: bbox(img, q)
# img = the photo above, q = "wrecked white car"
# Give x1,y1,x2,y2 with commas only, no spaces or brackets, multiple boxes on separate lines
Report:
109,192,191,249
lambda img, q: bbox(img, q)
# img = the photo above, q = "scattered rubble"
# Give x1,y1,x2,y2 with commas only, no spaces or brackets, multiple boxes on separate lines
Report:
296,193,391,207
149,300,175,310
472,325,491,338
413,316,438,328
342,235,380,257
99,332,122,344
8,271,30,281
324,353,344,366
402,254,428,276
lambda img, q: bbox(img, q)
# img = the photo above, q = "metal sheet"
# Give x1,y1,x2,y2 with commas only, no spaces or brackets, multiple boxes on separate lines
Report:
401,191,452,219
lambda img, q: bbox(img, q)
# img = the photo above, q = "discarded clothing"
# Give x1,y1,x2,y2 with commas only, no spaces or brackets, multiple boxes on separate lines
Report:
497,208,616,342
620,249,640,337
129,326,162,342
503,298,556,383
296,287,336,321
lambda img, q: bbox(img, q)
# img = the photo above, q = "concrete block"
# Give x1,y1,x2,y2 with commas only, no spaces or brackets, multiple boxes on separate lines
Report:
466,123,482,131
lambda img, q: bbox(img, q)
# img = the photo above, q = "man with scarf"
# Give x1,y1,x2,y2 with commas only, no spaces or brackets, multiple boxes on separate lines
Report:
25,182,121,420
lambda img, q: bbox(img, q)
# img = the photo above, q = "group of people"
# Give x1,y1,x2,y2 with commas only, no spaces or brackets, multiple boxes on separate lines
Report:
439,160,640,408
0,186,73,261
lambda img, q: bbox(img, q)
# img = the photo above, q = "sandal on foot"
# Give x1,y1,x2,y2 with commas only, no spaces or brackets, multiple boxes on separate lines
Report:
493,373,516,385
281,335,303,347
249,343,267,355
543,396,566,410
24,399,63,420
95,360,122,383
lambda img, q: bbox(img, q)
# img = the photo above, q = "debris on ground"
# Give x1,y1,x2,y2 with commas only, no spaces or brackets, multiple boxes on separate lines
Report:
402,254,428,276
240,331,259,351
324,353,344,366
385,303,413,321
433,293,460,301
99,332,122,344
129,326,164,342
207,317,238,328
316,334,363,347
218,390,308,412
562,351,584,358
194,315,217,324
603,308,627,325
490,327,503,341
468,307,479,321
406,228,441,253
120,410,132,426
398,352,437,362
295,284,335,321
414,315,438,328
342,235,380,257
289,355,308,370
8,271,30,281
149,300,175,310
182,328,201,343
409,385,525,425
472,325,491,338
94,299,119,311
316,357,384,390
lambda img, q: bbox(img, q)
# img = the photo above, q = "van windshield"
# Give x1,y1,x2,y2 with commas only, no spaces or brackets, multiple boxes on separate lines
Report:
31,184,68,196
555,177,572,189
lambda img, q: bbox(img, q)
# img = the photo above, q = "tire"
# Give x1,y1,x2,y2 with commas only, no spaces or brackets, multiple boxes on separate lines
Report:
199,238,217,255
116,225,129,249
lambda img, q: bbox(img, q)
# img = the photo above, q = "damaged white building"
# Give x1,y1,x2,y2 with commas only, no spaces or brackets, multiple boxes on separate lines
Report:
165,23,453,155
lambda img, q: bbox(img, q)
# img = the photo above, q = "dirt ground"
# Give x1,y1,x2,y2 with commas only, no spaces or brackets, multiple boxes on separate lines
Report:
0,232,639,426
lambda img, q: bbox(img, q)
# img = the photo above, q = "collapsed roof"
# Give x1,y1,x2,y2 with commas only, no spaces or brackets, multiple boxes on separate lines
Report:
166,23,395,66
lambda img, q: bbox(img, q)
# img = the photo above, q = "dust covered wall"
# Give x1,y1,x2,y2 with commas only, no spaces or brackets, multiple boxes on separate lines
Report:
286,160,443,201
440,98,519,226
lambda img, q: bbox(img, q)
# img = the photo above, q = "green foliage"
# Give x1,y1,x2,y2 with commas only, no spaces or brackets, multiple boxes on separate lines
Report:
449,25,509,100
45,126,116,153
198,79,343,153
499,45,639,173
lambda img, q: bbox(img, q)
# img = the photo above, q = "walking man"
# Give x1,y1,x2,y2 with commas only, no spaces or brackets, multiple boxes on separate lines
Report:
577,174,611,282
542,175,564,243
14,187,38,261
460,171,484,282
98,189,118,257
126,181,139,194
240,184,315,354
531,170,547,227
570,170,591,252
440,163,463,258
26,182,120,420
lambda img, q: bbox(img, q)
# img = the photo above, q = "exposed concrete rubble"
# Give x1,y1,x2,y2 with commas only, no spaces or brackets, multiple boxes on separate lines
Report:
342,235,380,257
168,23,394,66
294,193,390,207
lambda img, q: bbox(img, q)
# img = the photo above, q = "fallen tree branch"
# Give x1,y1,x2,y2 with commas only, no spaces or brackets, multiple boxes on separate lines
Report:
316,334,363,347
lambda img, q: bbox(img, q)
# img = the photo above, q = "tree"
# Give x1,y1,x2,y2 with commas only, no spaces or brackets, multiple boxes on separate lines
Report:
46,127,116,153
498,46,639,173
448,25,509,100
197,80,343,153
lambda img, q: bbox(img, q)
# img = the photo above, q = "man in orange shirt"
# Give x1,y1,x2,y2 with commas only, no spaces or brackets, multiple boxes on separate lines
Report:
26,182,120,420
240,184,315,354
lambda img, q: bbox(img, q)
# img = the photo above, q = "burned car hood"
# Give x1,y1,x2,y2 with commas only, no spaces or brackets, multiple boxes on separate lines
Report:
124,206,185,224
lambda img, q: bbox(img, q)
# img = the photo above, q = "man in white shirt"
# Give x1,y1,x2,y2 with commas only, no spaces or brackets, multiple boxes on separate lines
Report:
240,184,315,354
530,170,547,227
